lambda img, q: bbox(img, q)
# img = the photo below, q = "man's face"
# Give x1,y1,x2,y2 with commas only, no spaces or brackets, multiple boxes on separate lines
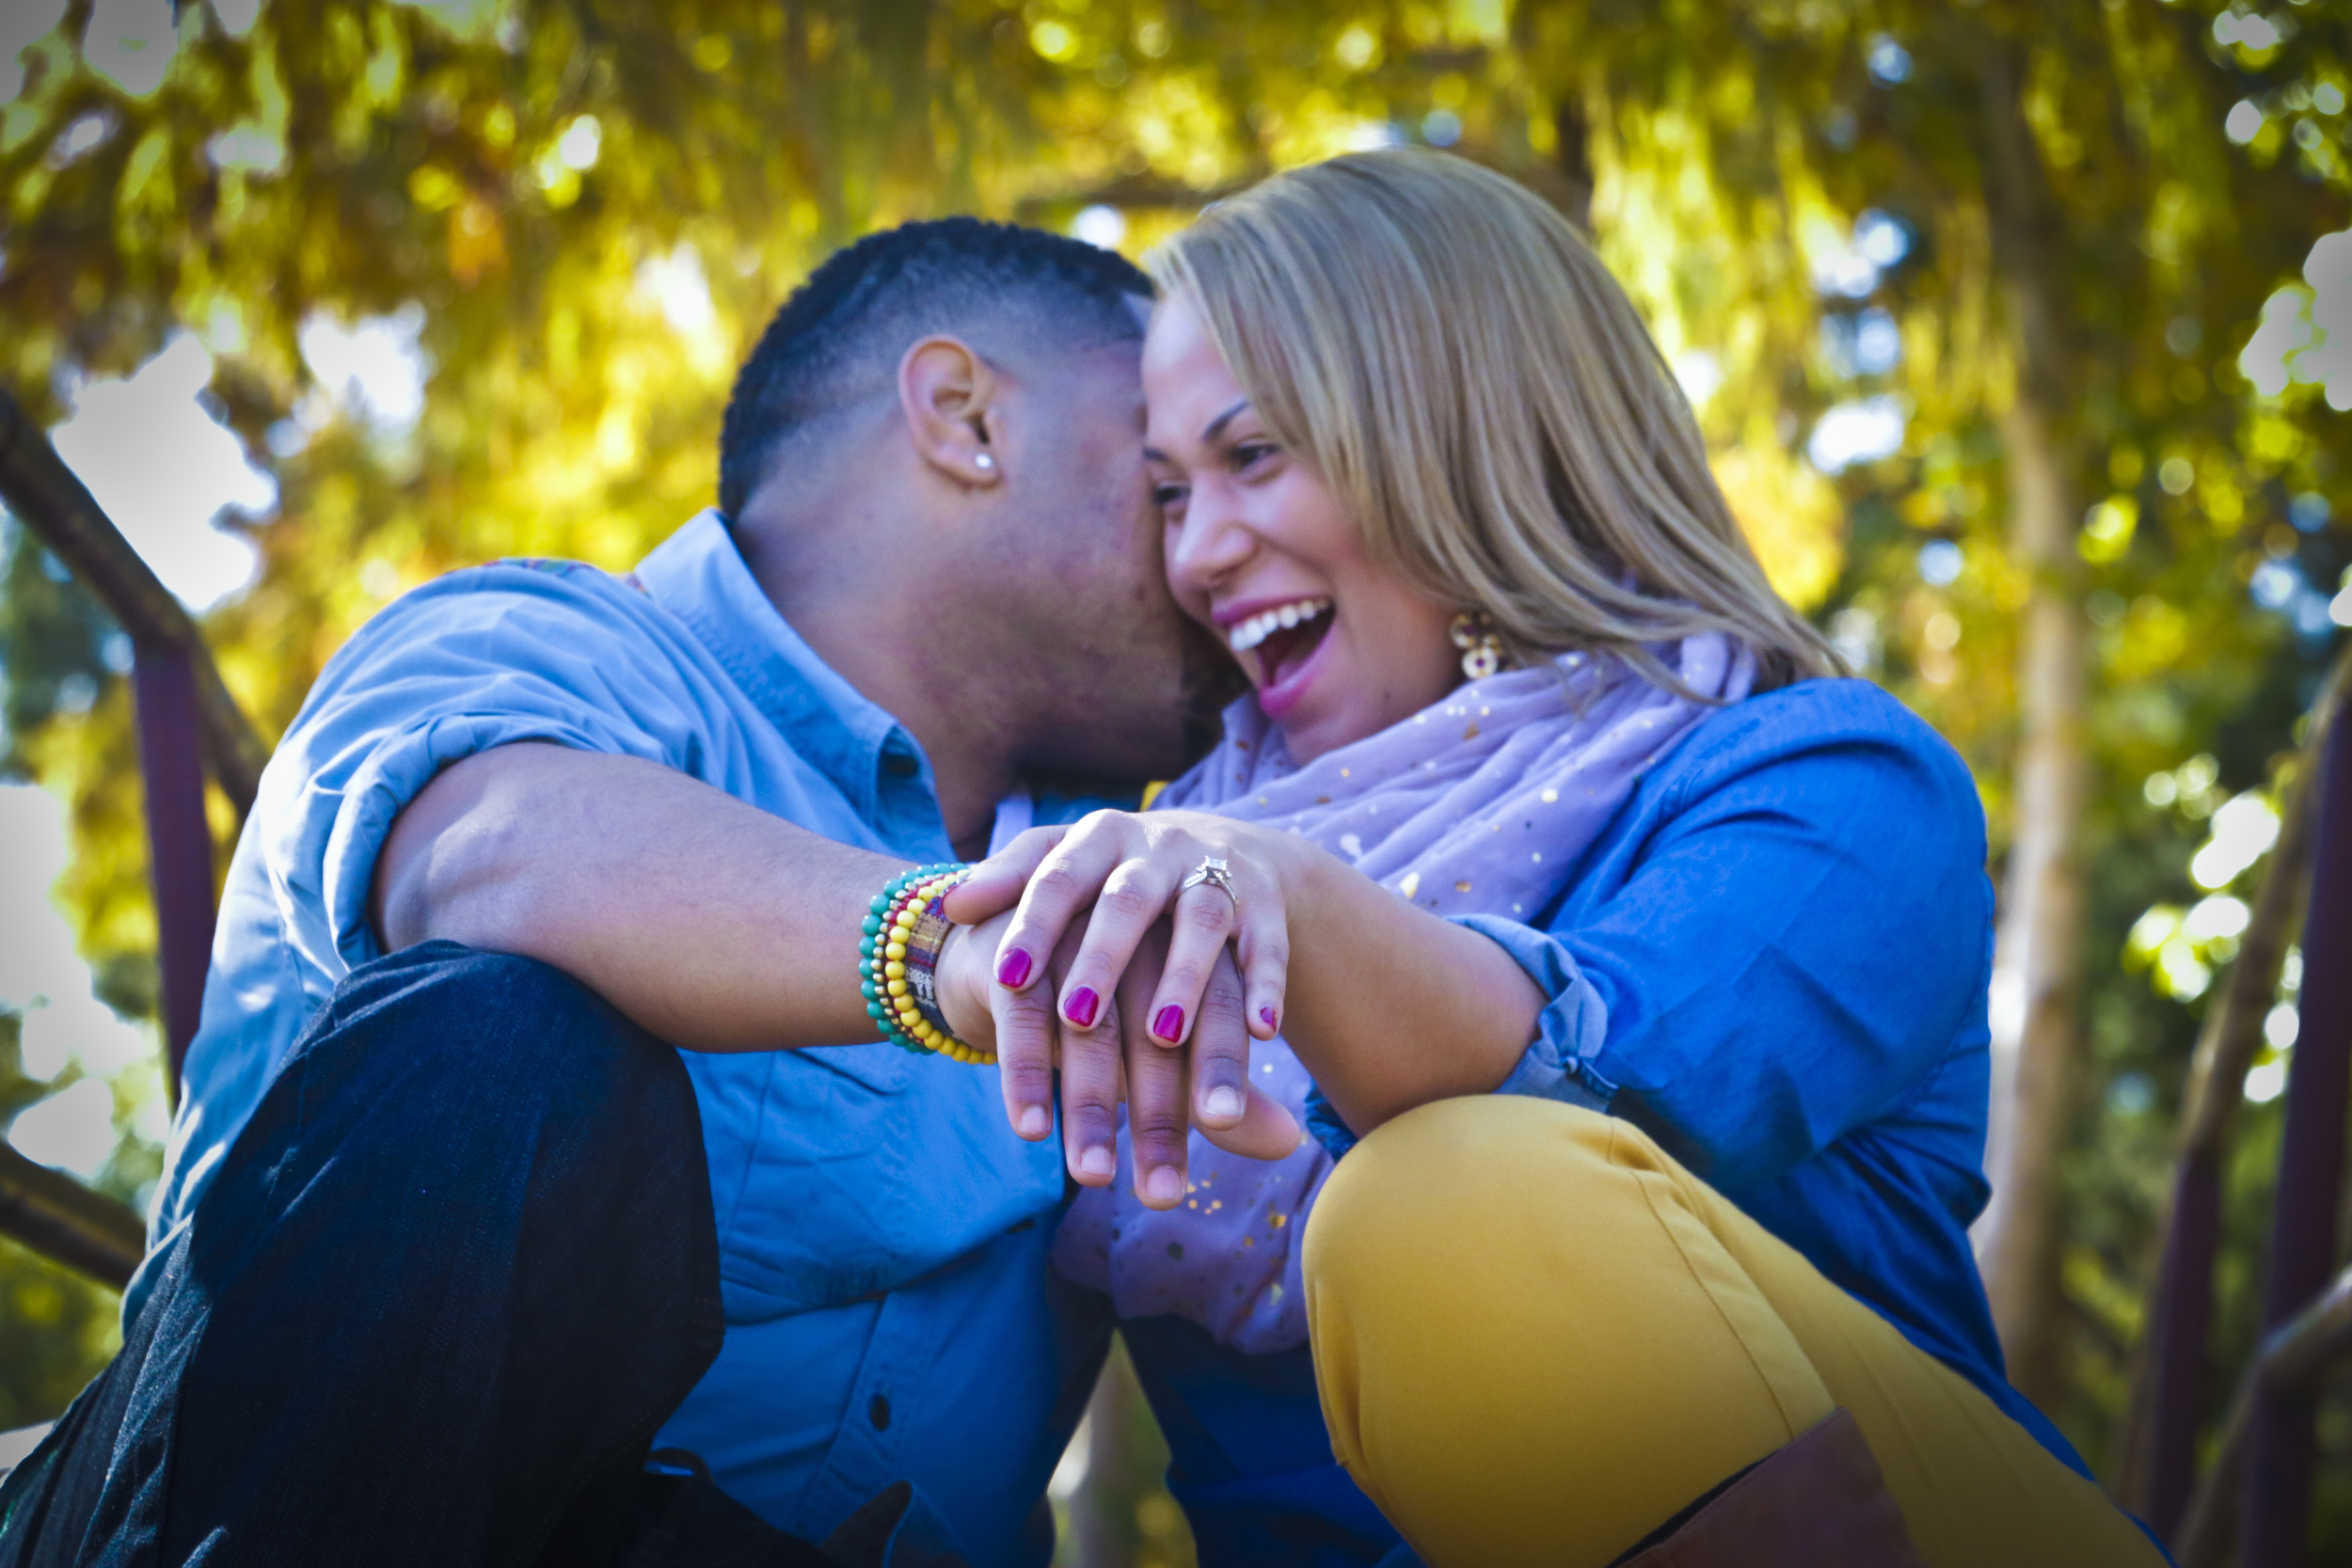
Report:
998,337,1233,782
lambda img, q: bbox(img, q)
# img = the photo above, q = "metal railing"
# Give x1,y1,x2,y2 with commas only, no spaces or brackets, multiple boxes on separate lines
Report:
0,388,262,1082
2236,674,2352,1567
0,384,264,1284
2118,647,2352,1563
2180,1263,2352,1566
0,1140,143,1290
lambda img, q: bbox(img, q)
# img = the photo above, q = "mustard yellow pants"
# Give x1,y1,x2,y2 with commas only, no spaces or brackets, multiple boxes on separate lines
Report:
1301,1097,2164,1568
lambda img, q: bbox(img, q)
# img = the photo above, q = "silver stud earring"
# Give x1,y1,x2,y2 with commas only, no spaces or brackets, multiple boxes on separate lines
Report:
1449,611,1504,681
974,452,994,471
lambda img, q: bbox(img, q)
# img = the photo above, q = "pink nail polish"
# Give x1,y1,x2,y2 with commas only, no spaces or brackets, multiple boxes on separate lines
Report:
1153,1005,1185,1042
1064,987,1100,1028
1259,1006,1278,1031
996,948,1033,989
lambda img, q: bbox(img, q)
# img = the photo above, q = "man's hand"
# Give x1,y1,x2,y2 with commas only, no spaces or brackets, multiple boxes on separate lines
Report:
1104,927,1302,1202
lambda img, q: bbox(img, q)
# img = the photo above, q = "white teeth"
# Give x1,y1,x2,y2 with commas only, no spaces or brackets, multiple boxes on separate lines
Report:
1227,597,1331,653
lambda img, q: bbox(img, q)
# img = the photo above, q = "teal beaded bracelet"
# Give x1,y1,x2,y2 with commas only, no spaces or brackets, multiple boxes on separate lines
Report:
858,863,989,1062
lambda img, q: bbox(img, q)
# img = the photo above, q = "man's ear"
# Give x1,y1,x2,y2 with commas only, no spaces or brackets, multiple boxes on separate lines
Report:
898,336,1004,489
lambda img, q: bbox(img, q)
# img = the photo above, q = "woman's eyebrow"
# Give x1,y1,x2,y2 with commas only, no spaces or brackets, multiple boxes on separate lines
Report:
1142,396,1254,465
1200,398,1253,445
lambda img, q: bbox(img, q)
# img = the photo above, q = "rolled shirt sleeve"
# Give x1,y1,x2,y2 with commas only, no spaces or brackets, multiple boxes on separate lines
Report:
1454,913,1615,1105
255,562,745,988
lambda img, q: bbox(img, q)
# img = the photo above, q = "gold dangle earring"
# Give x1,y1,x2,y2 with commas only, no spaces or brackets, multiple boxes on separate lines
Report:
1449,611,1504,681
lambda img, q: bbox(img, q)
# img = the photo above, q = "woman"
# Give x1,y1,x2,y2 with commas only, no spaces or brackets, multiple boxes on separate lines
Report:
946,152,2161,1566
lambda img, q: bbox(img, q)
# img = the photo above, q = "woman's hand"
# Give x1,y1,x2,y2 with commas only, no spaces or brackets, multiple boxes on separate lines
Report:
952,810,1550,1148
934,899,1300,1207
948,812,1305,1135
954,811,1301,1045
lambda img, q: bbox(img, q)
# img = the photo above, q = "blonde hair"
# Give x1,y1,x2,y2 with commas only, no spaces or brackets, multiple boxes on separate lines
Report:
1148,150,1840,695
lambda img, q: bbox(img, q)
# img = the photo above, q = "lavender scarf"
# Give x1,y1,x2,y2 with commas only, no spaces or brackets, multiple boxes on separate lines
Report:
1050,632,1755,1354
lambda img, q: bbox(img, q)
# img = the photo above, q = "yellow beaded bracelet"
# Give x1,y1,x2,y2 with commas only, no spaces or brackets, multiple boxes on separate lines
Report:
857,864,991,1064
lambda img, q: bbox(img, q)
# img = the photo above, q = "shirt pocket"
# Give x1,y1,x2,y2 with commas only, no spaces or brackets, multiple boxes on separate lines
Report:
709,1046,1066,1324
711,1048,922,1319
796,1039,915,1096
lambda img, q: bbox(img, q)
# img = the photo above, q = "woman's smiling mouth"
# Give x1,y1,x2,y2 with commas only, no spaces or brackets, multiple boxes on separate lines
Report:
1220,595,1336,708
1225,595,1333,654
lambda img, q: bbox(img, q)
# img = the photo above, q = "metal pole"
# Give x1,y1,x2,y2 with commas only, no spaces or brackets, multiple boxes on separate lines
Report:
2121,653,2345,1536
2142,1148,2223,1536
0,1142,144,1291
2239,703,2352,1567
132,645,216,1092
0,388,258,1284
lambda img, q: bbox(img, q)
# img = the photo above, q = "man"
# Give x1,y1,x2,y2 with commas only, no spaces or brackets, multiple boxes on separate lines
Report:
0,219,1296,1568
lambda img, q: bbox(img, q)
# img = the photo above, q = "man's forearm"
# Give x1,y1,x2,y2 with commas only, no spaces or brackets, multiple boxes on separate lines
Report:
373,743,903,1051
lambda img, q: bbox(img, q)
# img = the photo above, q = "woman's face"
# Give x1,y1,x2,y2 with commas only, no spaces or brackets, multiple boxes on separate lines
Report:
1142,295,1461,763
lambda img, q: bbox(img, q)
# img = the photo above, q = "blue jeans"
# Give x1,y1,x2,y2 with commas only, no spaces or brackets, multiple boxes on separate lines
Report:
0,942,935,1568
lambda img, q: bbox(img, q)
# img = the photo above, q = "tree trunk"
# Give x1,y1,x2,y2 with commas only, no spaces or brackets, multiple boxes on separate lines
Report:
1976,391,2089,1411
1971,38,2090,1415
1068,1363,1129,1568
1060,1337,1184,1567
1553,97,1596,233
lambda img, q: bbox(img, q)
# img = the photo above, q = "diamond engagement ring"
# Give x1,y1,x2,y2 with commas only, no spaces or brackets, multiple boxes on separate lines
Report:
1179,856,1237,911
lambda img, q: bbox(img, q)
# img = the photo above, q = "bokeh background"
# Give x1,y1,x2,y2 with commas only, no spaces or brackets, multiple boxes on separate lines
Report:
0,1,2346,1561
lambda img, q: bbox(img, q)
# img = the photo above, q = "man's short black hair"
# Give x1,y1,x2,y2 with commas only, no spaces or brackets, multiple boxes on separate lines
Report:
718,216,1154,518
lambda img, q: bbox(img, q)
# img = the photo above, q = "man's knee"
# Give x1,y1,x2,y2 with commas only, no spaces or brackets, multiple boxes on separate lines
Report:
202,938,712,1298
293,940,690,1134
323,940,612,1048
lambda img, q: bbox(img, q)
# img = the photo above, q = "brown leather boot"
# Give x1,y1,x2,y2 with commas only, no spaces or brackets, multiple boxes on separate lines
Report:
1614,1409,1924,1567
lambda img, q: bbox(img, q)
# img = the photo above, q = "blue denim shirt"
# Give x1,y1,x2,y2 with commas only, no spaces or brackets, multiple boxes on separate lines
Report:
140,512,1108,1566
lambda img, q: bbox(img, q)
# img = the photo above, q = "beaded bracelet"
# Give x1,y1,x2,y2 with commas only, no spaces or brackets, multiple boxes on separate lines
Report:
859,863,992,1063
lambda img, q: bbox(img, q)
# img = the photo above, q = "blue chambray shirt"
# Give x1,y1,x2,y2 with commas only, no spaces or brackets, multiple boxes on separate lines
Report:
138,512,1104,1566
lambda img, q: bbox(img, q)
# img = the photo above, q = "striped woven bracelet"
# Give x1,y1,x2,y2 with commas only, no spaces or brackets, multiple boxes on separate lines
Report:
859,863,992,1064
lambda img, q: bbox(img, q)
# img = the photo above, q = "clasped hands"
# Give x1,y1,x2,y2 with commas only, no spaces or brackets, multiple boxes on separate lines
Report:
931,810,1307,1211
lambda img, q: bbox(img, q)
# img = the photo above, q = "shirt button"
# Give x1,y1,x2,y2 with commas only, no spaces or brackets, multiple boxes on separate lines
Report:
868,1393,892,1431
882,752,918,779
